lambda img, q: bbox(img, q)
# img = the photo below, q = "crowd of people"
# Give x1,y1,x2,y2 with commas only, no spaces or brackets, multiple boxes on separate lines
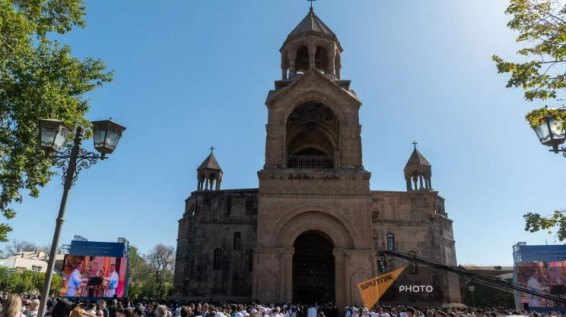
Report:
0,295,564,317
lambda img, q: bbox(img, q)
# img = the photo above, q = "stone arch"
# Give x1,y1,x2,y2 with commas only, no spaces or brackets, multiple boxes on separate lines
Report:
294,45,310,73
286,102,339,168
278,88,353,128
273,208,358,249
314,43,331,71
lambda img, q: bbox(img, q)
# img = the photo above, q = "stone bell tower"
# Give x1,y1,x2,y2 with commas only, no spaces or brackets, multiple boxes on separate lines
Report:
254,8,376,306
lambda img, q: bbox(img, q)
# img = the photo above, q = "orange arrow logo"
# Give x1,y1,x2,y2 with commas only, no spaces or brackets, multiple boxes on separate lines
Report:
357,267,406,308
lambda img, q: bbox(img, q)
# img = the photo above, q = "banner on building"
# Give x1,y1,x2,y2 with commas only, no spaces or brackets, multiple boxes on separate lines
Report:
357,267,406,308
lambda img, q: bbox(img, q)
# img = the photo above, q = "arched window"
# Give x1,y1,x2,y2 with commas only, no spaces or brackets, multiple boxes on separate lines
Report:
248,250,255,272
386,233,395,251
233,232,241,250
213,248,223,270
408,250,418,274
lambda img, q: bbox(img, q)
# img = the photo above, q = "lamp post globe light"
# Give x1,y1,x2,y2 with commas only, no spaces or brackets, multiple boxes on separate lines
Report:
37,118,125,317
531,107,566,157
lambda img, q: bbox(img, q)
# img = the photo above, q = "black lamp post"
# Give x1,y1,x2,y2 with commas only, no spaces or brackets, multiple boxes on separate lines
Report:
532,107,566,157
37,118,125,317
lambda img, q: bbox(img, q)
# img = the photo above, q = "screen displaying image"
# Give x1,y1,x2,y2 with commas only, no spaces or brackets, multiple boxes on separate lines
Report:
517,261,566,308
60,255,128,298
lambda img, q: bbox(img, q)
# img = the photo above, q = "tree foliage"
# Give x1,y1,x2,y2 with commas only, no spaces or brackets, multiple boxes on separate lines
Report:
524,210,566,241
493,0,566,102
0,266,61,294
144,244,175,299
495,0,566,240
127,244,175,300
0,0,112,241
126,245,152,299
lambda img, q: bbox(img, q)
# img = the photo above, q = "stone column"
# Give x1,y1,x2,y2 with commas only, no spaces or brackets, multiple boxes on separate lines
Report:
288,51,296,78
333,248,347,312
280,247,294,302
328,48,336,77
308,45,316,69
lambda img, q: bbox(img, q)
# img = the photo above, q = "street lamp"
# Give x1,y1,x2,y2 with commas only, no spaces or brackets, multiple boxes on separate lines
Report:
532,107,566,157
37,118,125,317
468,285,475,307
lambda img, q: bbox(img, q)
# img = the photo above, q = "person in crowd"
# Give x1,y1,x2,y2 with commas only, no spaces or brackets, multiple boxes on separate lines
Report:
117,308,134,317
99,301,110,317
1,294,24,317
50,298,73,317
156,306,169,317
133,306,145,317
200,304,210,317
307,305,317,317
181,306,194,317
147,303,157,317
86,304,97,316
26,300,39,317
69,306,88,317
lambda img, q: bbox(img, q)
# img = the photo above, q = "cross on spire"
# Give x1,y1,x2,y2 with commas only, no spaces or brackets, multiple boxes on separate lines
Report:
412,141,418,150
210,146,215,153
308,0,316,11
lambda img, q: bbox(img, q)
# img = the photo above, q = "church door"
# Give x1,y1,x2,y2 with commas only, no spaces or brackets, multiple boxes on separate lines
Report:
292,232,335,304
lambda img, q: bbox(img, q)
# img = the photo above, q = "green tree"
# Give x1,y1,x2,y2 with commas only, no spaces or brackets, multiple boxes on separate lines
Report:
145,244,175,299
127,245,152,299
0,0,112,241
494,0,566,240
493,0,566,102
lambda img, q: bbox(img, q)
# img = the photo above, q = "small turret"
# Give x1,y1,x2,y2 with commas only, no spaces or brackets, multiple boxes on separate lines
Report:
403,143,432,191
197,148,223,191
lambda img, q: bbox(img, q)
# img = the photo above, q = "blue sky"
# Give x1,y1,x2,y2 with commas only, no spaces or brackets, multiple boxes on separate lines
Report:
3,0,565,265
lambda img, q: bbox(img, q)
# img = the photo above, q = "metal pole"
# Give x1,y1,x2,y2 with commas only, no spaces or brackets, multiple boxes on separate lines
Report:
38,127,82,317
471,289,475,307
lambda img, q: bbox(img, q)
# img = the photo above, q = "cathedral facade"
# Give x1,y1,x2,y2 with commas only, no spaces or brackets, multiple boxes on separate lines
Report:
174,9,460,307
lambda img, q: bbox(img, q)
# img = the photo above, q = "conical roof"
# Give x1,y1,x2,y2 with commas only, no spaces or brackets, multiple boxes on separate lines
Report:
288,8,336,38
197,153,222,171
404,149,431,171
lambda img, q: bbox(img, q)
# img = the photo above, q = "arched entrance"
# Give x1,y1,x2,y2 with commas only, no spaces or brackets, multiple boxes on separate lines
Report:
292,232,335,304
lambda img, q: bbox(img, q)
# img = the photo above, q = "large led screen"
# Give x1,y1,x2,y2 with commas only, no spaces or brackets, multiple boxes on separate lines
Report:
60,255,128,298
516,261,566,308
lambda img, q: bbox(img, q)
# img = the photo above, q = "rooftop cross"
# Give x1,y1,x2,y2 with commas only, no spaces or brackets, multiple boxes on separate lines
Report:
412,141,418,150
308,0,316,11
210,146,215,153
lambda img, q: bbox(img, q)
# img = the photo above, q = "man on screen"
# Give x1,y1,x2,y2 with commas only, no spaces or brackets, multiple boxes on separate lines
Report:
527,267,548,307
66,262,87,297
105,264,119,297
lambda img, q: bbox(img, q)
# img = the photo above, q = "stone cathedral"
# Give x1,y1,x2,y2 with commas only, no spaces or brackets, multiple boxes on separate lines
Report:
174,9,461,306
